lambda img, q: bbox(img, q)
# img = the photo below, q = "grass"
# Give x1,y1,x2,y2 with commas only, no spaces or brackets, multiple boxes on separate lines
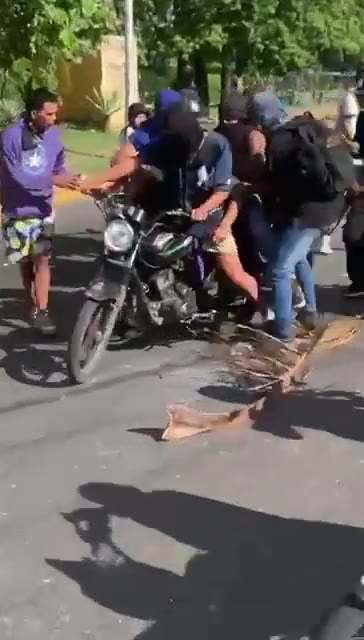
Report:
60,125,118,176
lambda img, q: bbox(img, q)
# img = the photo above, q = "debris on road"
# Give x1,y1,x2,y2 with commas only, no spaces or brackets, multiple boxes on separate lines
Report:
162,317,361,441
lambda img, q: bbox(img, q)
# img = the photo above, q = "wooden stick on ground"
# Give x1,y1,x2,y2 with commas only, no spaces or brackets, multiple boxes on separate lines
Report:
162,318,360,441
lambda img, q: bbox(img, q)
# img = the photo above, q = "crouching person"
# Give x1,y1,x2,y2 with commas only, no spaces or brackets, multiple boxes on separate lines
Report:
211,184,259,309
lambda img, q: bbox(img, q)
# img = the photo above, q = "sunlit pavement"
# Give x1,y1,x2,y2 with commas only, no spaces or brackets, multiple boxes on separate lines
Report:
1,200,364,639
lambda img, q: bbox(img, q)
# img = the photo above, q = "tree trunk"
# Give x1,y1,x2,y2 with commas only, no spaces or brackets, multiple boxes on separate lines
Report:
192,50,209,115
175,53,185,89
219,48,235,124
113,0,123,32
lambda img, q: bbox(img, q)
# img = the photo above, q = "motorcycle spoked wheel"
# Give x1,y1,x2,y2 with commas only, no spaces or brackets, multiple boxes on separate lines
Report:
68,288,126,384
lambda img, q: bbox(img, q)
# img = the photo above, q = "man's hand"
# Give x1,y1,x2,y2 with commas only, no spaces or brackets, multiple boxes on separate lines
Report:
191,206,209,221
53,174,81,190
81,179,116,195
213,222,230,244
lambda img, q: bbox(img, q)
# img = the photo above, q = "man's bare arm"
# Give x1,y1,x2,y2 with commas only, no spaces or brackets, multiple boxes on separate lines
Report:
81,143,139,191
191,190,230,221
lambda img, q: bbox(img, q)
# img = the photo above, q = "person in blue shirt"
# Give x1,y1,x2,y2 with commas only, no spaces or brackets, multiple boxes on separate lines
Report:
82,102,260,306
109,89,182,179
119,102,149,145
130,89,182,153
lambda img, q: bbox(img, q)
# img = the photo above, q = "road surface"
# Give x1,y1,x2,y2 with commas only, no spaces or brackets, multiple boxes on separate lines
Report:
1,200,364,639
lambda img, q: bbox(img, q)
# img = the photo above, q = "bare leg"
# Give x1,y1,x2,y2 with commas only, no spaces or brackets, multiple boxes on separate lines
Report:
216,254,259,302
33,255,51,310
19,259,36,310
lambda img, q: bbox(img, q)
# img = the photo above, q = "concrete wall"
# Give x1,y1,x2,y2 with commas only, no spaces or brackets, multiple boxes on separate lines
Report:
57,35,137,131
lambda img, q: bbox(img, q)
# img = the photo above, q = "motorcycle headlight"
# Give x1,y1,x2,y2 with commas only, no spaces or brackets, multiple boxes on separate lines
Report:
104,219,134,253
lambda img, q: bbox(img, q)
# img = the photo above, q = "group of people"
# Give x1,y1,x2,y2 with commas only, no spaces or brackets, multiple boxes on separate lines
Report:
82,83,361,342
1,78,363,342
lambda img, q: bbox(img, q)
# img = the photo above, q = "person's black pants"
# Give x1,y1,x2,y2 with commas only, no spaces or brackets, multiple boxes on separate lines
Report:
343,203,364,287
345,242,364,287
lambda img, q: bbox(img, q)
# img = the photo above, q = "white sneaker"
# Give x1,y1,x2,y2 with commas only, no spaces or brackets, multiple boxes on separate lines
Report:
318,235,333,255
262,307,275,322
292,280,306,309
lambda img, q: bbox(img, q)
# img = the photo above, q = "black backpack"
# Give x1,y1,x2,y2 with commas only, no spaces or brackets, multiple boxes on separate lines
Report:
269,115,354,204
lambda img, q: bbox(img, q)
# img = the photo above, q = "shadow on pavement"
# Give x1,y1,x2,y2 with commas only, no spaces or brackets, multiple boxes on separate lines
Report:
317,284,364,319
199,384,364,443
0,233,99,389
0,230,362,392
47,483,364,639
0,232,205,391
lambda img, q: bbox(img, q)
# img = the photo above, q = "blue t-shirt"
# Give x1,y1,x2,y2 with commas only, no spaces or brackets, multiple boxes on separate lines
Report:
141,131,234,211
130,118,160,153
130,89,182,153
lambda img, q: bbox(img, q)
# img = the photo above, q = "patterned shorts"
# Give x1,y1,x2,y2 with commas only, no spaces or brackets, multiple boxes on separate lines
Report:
2,215,54,264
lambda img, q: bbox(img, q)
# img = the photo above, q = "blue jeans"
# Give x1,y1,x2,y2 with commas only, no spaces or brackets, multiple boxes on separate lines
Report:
272,224,320,338
248,200,321,338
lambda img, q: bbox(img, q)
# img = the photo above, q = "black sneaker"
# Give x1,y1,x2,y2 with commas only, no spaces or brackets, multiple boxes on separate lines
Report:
32,309,57,336
212,311,236,337
264,320,296,343
296,308,319,332
344,284,364,298
235,299,257,325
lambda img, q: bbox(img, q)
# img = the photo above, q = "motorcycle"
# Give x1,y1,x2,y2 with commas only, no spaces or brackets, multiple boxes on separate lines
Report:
68,183,220,384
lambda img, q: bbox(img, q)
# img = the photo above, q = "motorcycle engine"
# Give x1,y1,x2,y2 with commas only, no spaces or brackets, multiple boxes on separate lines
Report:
147,269,197,325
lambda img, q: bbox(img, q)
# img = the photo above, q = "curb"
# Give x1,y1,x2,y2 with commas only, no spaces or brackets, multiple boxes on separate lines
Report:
54,188,88,207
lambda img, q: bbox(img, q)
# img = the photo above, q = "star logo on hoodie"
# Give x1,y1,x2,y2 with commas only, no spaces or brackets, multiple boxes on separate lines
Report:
22,144,47,175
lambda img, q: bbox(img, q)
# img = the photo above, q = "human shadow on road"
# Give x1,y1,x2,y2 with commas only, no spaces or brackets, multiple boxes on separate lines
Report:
0,233,100,390
47,483,364,639
199,383,364,443
0,231,206,391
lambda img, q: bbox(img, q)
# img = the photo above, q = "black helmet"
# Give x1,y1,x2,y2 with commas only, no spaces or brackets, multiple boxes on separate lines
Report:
220,93,248,122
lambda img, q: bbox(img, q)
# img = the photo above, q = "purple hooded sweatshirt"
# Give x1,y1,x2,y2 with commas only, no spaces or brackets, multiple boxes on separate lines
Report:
0,118,66,218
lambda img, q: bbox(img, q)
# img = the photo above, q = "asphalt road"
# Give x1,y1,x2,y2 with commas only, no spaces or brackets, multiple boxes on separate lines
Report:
1,200,364,639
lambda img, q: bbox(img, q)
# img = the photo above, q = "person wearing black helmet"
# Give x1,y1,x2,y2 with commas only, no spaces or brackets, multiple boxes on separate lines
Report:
174,64,201,114
82,100,260,306
119,102,149,145
147,101,259,304
215,93,269,289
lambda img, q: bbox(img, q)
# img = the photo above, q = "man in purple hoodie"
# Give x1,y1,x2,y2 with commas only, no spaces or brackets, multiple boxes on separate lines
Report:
0,88,80,335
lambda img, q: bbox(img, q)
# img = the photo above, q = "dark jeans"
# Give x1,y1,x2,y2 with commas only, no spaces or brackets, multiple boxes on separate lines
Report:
346,242,364,287
233,211,264,278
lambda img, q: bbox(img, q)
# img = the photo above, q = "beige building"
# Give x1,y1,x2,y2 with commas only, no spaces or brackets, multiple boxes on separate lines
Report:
57,35,138,131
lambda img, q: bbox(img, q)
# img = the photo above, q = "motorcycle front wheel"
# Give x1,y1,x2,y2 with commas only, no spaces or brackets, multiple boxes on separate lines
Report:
68,289,126,384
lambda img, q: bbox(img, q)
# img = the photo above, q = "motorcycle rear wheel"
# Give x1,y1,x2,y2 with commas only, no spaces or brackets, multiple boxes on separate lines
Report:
68,290,126,384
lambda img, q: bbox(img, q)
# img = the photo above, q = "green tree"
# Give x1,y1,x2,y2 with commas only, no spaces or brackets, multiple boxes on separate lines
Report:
0,0,114,95
134,0,364,85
